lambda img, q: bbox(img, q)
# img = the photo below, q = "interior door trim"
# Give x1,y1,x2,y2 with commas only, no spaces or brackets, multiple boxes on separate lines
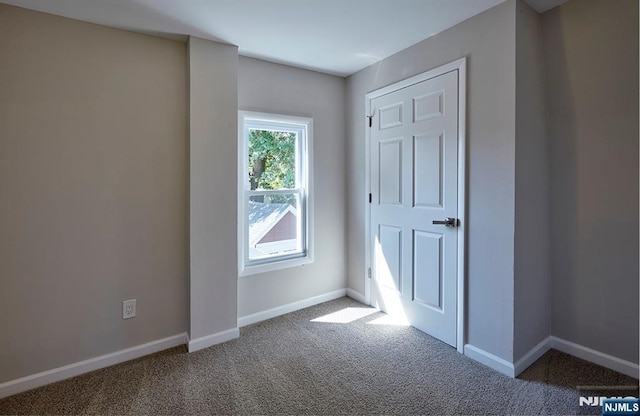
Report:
364,57,466,353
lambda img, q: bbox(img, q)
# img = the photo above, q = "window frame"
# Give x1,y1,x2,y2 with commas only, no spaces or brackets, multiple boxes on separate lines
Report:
238,111,314,277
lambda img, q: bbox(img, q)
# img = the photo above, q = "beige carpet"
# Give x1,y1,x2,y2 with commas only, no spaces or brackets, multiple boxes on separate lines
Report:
0,297,637,415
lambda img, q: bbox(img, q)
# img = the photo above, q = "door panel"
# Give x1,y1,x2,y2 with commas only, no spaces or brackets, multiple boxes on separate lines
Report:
370,69,459,347
413,91,443,122
413,132,443,208
379,102,404,130
377,225,402,293
378,138,403,205
413,231,443,311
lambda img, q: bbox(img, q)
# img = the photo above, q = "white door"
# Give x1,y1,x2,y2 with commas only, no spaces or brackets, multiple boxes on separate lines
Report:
370,69,459,347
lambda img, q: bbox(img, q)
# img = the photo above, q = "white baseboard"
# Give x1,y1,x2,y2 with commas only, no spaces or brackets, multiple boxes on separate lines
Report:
238,289,347,328
466,337,639,380
188,327,239,353
514,336,553,376
0,333,187,400
346,288,367,304
550,336,639,379
463,344,515,377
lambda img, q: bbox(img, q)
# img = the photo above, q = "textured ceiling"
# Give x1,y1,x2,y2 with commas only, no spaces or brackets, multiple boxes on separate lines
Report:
0,0,569,76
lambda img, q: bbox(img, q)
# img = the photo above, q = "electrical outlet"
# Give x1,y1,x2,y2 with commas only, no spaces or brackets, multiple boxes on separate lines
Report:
122,299,136,319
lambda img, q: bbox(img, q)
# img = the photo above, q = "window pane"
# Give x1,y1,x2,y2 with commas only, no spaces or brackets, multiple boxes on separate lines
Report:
248,129,296,190
248,193,302,261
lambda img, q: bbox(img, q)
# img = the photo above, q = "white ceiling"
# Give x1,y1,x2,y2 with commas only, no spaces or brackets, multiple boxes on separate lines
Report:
0,0,569,76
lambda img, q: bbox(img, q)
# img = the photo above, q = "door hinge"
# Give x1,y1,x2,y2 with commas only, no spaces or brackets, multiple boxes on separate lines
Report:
369,193,372,203
367,115,372,127
368,268,372,279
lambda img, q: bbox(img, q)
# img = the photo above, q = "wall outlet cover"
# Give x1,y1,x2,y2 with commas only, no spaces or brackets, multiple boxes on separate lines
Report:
122,299,136,319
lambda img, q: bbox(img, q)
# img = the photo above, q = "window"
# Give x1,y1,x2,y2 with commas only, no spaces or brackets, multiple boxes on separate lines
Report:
238,111,313,276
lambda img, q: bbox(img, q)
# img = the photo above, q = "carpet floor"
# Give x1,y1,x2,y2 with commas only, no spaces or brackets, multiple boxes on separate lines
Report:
0,297,637,415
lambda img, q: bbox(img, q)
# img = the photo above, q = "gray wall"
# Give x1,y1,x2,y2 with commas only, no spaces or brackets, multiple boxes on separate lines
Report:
542,0,639,363
237,57,346,318
0,4,188,383
513,0,551,361
188,37,238,340
346,0,517,361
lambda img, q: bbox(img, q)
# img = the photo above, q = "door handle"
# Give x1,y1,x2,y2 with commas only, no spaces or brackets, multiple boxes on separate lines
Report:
432,217,459,227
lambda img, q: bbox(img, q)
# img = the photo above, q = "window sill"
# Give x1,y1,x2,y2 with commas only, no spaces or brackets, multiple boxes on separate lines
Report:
239,255,313,277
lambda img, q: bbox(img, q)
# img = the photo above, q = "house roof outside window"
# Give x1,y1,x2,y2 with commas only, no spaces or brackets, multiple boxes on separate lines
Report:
248,200,296,247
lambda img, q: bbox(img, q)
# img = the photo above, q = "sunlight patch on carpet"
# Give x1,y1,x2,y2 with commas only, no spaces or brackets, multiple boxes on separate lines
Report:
366,313,410,326
310,307,378,324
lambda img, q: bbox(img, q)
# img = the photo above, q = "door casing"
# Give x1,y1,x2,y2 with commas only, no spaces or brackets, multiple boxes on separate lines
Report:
364,57,467,353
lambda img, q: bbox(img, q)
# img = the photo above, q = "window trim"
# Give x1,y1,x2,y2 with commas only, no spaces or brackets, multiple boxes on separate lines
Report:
238,111,314,277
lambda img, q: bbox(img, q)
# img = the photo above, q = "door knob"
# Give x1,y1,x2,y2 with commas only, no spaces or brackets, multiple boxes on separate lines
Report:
432,217,459,227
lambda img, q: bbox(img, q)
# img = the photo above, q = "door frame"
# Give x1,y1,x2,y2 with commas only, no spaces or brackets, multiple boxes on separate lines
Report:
364,57,467,353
